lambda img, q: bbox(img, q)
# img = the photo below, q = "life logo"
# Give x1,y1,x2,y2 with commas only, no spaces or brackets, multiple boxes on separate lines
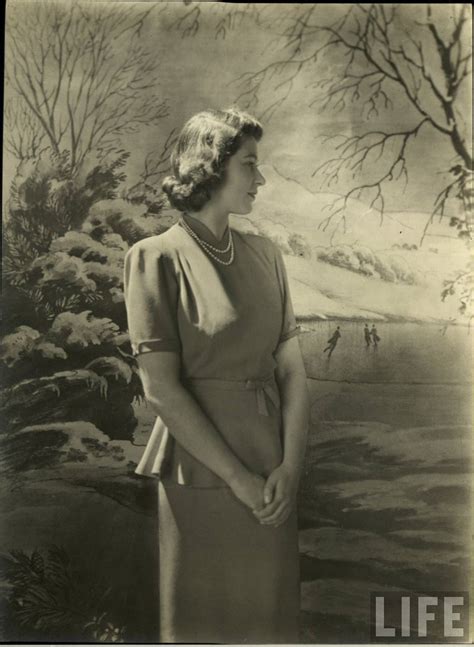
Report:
370,591,470,642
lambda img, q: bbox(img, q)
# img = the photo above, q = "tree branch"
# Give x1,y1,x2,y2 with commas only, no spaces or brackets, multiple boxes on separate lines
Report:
5,2,169,173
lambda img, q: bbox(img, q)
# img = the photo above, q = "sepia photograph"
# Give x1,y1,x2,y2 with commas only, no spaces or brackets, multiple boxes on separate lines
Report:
1,1,472,644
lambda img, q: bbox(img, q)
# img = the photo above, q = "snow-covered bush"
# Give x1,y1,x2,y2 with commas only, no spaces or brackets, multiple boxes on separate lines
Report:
316,244,420,284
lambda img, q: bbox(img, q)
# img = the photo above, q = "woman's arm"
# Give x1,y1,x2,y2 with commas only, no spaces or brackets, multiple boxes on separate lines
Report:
136,350,266,510
275,335,310,479
253,335,310,525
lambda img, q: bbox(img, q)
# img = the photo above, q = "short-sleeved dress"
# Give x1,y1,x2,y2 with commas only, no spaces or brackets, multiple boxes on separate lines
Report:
123,212,302,643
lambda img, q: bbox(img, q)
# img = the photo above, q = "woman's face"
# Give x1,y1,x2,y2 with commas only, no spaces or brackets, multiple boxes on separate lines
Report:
213,136,266,215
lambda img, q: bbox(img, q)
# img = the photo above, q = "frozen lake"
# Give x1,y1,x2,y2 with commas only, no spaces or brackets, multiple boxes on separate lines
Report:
299,320,472,385
297,321,472,642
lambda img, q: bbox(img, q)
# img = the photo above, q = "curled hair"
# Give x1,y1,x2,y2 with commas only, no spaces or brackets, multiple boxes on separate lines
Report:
162,107,263,212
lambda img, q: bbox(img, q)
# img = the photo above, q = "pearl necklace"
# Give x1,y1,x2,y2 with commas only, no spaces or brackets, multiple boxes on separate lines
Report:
180,217,235,266
182,215,232,253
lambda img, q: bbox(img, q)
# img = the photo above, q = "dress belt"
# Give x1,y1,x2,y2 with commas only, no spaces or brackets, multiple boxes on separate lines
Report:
181,373,280,417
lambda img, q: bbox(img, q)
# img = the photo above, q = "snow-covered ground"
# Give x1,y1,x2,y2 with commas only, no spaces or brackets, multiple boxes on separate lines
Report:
230,164,470,324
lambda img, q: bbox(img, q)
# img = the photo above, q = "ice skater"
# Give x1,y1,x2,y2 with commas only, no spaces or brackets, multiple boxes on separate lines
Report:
364,324,372,347
323,326,341,358
370,324,381,348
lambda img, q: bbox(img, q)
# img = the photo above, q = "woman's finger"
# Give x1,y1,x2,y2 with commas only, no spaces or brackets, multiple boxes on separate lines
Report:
253,496,282,519
273,505,293,527
259,501,290,525
274,508,292,527
262,501,293,526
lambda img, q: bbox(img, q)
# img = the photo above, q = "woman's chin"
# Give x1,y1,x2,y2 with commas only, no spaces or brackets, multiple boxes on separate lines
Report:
242,203,255,215
229,199,255,216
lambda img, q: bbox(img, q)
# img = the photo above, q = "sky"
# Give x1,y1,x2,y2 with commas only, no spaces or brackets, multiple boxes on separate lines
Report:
4,2,471,219
130,2,470,215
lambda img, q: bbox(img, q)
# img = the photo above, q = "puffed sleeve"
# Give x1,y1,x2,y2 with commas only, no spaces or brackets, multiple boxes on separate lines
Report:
123,241,181,356
273,245,301,346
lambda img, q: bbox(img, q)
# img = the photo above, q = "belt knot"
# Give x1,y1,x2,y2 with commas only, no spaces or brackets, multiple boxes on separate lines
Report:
245,375,280,416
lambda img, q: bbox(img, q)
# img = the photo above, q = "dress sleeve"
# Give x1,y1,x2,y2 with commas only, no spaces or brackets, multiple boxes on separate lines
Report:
273,244,301,346
123,242,181,356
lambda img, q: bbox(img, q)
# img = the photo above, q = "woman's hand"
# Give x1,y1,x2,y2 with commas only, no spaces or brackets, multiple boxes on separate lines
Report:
252,463,299,527
228,470,266,512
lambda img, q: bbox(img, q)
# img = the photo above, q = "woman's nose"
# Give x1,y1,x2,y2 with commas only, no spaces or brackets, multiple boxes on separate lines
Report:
256,167,266,186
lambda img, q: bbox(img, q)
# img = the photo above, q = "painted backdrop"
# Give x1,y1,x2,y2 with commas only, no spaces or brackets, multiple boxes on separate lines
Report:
1,1,472,642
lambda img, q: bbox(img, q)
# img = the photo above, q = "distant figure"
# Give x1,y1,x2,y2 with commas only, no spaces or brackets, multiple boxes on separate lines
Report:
371,324,381,348
364,324,372,347
323,326,341,357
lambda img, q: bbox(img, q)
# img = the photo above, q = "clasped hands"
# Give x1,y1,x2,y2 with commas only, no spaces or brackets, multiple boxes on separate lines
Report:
230,463,299,527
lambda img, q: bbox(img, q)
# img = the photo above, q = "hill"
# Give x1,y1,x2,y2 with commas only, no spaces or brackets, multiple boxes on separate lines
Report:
229,164,469,324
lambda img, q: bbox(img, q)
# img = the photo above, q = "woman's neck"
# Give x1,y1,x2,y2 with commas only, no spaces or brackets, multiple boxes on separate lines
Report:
184,207,230,242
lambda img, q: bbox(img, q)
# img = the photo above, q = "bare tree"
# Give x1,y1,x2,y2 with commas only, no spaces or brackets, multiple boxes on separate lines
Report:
164,2,260,39
135,128,178,189
4,98,48,161
229,4,472,243
5,1,169,172
125,127,178,207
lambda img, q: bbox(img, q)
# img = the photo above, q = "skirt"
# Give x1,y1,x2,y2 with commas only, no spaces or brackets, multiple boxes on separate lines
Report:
158,480,301,643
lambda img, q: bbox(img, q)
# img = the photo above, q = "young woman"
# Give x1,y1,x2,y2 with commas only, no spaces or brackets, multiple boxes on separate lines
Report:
123,107,310,643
